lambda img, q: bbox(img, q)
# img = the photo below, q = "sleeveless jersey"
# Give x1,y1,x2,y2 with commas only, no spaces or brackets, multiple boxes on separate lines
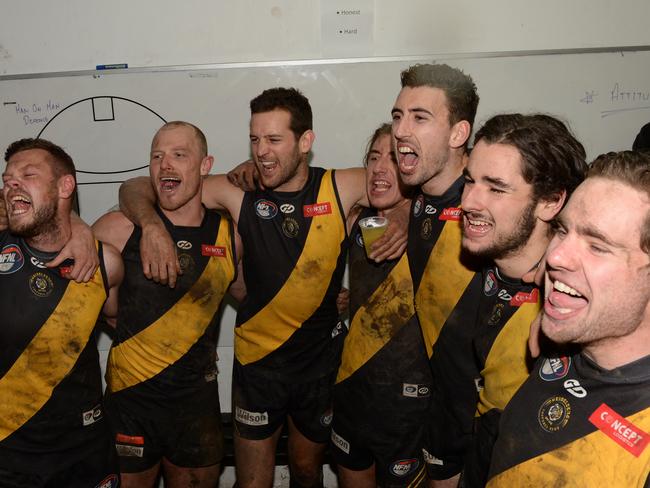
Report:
0,230,109,473
106,208,236,411
488,352,650,487
336,207,431,388
235,167,348,381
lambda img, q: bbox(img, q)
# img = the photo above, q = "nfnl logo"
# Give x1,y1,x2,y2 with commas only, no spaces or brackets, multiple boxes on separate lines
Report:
390,458,419,476
0,244,24,274
255,199,278,219
303,202,331,217
439,207,461,221
539,356,571,381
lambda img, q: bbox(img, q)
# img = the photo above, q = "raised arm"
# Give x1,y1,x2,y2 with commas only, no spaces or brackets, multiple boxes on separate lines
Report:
48,212,100,283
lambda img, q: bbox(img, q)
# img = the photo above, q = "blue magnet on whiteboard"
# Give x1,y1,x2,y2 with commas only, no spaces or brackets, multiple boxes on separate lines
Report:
96,64,128,70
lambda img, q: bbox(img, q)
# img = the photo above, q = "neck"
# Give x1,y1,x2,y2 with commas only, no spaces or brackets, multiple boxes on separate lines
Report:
583,317,650,370
420,150,466,196
274,161,310,193
160,195,205,227
26,215,71,253
378,197,410,218
495,223,551,279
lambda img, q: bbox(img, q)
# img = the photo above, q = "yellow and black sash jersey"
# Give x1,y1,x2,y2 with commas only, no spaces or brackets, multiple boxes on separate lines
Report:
488,352,650,488
0,230,109,473
106,207,236,411
235,167,348,381
407,177,477,359
335,207,432,401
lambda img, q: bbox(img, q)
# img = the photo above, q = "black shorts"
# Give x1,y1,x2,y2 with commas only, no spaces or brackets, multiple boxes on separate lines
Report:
331,382,430,487
0,437,119,488
105,386,223,473
232,361,334,442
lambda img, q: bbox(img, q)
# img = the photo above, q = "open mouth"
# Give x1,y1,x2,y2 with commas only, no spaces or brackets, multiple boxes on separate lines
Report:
260,160,278,174
463,213,493,238
370,178,392,194
159,176,181,191
9,194,31,215
396,145,418,174
545,278,588,318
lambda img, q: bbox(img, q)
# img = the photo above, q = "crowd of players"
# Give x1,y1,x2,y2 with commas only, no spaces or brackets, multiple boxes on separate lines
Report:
1,63,649,488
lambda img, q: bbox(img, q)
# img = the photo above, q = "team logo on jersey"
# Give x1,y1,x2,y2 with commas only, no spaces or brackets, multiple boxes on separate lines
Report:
420,218,432,240
413,195,424,217
176,240,192,250
484,269,498,296
235,406,269,426
402,383,430,398
0,244,24,274
538,396,571,433
355,231,364,248
30,256,47,269
255,199,278,219
280,203,295,214
282,217,300,238
563,379,587,398
29,272,54,297
331,429,350,454
487,303,505,326
539,356,571,381
94,474,119,488
425,204,437,215
82,404,103,426
178,253,195,273
510,288,539,307
201,244,226,257
320,410,333,427
439,207,462,221
390,458,420,477
303,202,332,217
589,403,649,457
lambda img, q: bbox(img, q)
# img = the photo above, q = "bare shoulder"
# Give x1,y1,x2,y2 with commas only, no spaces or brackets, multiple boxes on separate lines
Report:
92,211,134,252
333,167,367,217
100,240,124,289
202,174,245,222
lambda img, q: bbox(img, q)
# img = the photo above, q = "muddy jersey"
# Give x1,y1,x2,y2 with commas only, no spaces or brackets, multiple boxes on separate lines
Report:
106,208,236,411
0,231,109,473
235,167,348,381
488,353,650,488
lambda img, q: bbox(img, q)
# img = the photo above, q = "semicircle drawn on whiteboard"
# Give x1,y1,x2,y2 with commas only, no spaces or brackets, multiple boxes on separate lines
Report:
36,96,167,186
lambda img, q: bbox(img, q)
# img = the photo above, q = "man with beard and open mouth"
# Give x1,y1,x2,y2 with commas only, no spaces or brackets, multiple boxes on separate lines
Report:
487,150,650,487
427,114,587,487
92,121,242,488
0,138,123,487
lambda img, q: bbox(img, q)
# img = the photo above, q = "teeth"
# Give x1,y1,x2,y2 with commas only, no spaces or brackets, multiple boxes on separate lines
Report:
373,180,390,187
398,146,415,154
553,280,583,297
161,177,180,182
468,219,489,226
11,195,30,203
261,161,276,168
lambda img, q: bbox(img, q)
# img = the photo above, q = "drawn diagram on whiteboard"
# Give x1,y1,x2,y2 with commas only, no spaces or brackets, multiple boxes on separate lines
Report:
35,96,167,221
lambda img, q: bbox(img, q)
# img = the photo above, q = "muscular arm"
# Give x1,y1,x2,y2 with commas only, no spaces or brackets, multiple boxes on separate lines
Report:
49,212,100,283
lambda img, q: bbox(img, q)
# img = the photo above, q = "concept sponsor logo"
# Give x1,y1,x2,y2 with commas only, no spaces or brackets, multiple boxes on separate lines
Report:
331,430,350,454
563,379,587,398
538,396,571,433
29,272,54,297
303,202,332,217
413,195,424,217
510,288,539,306
425,204,437,215
282,217,300,238
115,444,144,457
390,458,419,477
402,383,430,398
539,356,571,381
255,199,278,219
422,448,444,466
201,244,226,257
320,411,333,427
487,303,505,326
0,244,24,274
420,218,432,240
115,433,145,445
280,203,295,214
439,207,461,221
484,270,498,296
82,404,103,426
589,403,649,457
30,256,46,269
94,474,119,488
176,240,192,250
235,406,269,426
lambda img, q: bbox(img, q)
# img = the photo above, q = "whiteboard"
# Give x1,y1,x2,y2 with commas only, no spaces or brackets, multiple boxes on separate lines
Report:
2,50,650,408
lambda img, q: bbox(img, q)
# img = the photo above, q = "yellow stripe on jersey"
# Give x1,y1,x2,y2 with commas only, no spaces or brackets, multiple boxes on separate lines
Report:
235,170,346,365
477,300,541,415
415,219,474,358
107,218,235,393
487,407,650,488
336,253,413,383
0,266,106,441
